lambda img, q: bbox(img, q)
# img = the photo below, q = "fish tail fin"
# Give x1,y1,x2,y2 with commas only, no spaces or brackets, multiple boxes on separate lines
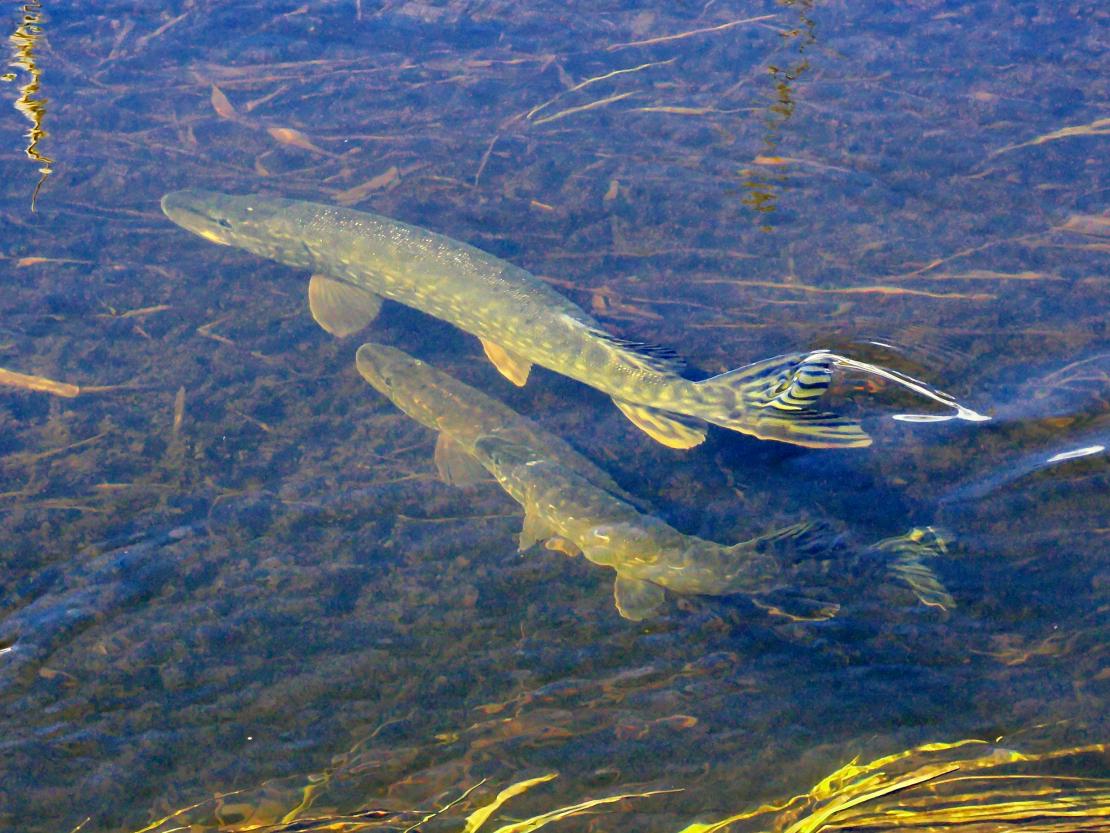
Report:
872,526,956,610
697,350,871,448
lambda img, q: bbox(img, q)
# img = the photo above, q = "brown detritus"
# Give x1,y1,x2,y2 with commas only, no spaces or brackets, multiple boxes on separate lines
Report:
0,366,80,397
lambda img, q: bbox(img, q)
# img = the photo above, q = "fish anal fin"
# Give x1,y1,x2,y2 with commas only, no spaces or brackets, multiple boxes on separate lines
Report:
520,506,559,551
613,575,665,621
612,398,707,449
308,274,382,337
747,411,871,449
481,339,532,386
434,434,490,487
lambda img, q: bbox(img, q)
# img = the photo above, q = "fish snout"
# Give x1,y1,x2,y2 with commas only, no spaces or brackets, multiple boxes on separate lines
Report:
354,344,395,393
161,190,237,246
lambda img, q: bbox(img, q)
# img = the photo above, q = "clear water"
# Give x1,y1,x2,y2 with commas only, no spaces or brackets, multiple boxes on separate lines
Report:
1,1,1109,830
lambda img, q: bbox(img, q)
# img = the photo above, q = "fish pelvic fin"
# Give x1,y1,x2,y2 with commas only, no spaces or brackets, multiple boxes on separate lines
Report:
434,434,491,488
308,274,382,337
612,398,707,449
613,575,666,621
699,350,871,448
544,536,581,557
520,505,561,551
481,339,532,386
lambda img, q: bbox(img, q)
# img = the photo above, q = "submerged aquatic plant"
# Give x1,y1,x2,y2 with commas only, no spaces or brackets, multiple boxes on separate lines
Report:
128,739,1110,833
678,739,1110,833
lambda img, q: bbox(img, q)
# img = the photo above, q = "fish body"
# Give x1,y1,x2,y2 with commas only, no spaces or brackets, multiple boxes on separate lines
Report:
355,342,796,620
162,190,868,450
474,435,795,620
354,342,637,502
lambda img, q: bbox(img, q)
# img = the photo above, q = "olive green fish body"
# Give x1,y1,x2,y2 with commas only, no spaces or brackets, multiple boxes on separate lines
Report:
355,343,635,502
162,190,869,449
356,342,790,620
475,437,789,619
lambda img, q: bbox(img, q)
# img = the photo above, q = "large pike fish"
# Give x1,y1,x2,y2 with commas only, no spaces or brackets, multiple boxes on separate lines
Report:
355,342,810,620
162,190,869,450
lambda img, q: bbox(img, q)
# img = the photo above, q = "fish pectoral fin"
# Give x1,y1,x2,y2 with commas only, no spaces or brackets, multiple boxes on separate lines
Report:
481,339,532,386
613,575,666,621
520,506,559,551
433,434,490,487
611,398,707,449
308,274,382,337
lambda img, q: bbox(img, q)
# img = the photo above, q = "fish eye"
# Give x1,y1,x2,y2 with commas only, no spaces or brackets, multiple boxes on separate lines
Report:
215,218,232,229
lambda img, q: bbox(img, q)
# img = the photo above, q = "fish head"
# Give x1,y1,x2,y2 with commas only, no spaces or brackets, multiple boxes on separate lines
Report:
161,190,313,267
356,342,496,442
355,343,443,424
355,342,408,396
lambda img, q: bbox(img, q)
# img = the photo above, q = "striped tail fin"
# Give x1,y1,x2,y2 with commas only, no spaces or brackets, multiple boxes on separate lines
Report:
698,350,872,449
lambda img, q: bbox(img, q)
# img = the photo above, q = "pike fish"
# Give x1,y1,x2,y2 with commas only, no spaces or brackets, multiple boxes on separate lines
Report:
162,190,869,450
354,342,637,503
355,342,806,621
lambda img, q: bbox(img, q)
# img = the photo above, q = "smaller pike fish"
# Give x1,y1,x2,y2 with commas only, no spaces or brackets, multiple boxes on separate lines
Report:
356,342,807,620
354,342,638,503
473,435,807,620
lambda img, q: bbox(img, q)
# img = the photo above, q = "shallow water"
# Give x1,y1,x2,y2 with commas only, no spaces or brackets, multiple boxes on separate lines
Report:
1,1,1109,831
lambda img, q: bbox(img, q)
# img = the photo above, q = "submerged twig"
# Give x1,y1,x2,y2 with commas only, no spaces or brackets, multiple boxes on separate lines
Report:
0,366,79,397
607,15,777,51
991,116,1110,155
532,91,637,126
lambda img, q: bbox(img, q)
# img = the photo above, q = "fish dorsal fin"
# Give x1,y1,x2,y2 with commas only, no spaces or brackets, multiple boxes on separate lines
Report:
481,339,532,386
308,274,382,337
575,322,686,375
611,398,707,449
520,505,559,551
613,575,666,621
702,350,835,411
434,434,490,487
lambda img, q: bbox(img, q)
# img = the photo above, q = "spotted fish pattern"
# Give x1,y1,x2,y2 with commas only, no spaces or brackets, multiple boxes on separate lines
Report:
473,435,806,621
162,190,869,450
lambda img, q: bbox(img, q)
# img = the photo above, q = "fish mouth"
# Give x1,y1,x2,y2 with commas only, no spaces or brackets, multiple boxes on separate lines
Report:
161,190,238,246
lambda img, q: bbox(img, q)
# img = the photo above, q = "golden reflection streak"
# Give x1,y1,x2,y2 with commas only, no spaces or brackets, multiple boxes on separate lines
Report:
739,1,818,228
690,278,995,300
2,1,53,212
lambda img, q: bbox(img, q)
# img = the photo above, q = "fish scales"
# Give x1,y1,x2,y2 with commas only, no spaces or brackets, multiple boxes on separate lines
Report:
162,190,870,449
474,436,794,621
